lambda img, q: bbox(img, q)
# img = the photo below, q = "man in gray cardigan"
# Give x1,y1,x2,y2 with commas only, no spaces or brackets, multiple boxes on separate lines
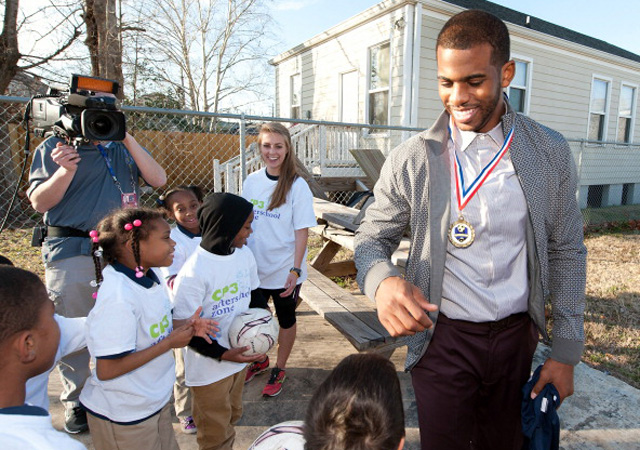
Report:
355,10,586,450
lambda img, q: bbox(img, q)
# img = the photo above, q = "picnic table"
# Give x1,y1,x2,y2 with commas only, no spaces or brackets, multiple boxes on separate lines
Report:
298,198,410,356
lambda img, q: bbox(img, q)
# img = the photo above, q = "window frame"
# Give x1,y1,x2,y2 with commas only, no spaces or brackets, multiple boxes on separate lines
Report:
366,40,391,132
506,54,533,115
616,81,637,144
290,73,301,120
587,75,612,142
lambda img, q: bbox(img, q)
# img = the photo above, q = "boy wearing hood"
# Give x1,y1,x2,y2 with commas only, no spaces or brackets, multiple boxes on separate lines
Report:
172,193,267,450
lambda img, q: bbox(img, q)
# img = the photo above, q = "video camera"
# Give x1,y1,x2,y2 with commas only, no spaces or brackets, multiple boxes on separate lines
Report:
30,74,126,142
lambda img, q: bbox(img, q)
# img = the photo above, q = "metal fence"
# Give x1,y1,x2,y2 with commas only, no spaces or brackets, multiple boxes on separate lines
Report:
0,95,639,232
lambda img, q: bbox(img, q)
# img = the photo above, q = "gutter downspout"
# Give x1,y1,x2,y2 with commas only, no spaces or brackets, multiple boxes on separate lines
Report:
411,2,422,130
400,3,415,142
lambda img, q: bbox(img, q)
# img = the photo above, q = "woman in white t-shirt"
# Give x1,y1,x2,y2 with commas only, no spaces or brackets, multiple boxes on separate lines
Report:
242,122,317,397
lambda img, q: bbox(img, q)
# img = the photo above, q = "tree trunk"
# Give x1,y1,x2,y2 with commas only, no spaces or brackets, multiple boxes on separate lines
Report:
84,0,125,98
0,0,21,94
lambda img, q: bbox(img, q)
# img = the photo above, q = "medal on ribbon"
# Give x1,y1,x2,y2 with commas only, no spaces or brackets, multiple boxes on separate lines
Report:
449,126,514,248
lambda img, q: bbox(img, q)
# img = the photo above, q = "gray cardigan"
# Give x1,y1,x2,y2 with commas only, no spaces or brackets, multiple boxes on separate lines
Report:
355,105,587,370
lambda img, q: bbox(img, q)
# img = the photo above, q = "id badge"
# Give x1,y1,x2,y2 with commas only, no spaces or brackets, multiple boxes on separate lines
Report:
121,192,139,209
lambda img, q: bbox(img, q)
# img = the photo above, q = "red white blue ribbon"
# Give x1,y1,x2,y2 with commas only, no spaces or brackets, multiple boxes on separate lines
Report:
453,126,514,211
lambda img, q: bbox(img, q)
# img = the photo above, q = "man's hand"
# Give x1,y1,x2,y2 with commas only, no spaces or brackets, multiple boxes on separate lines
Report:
531,358,575,407
51,142,81,172
375,276,438,337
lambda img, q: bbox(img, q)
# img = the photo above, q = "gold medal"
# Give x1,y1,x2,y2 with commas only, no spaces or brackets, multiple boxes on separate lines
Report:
448,216,475,248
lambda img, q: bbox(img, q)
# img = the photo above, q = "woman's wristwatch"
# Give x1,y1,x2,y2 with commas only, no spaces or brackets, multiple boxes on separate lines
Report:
289,267,302,277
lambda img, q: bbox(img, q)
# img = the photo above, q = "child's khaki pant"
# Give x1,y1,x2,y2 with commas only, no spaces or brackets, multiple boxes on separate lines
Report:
87,402,178,450
191,368,247,450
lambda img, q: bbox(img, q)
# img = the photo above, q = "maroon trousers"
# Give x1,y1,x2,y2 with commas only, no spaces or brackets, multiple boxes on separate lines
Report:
411,312,539,450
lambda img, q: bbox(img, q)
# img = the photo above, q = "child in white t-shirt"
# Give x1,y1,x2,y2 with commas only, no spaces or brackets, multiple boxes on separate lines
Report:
79,207,217,450
0,257,87,414
242,122,317,397
172,193,268,450
26,314,86,410
0,265,86,450
158,185,204,434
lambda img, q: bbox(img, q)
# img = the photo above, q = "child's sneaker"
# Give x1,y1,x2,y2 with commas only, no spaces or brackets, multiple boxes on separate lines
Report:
262,367,286,397
245,356,270,384
181,416,197,434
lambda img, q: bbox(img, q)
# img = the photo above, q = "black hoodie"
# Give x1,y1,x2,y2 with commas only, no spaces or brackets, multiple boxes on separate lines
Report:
188,193,266,359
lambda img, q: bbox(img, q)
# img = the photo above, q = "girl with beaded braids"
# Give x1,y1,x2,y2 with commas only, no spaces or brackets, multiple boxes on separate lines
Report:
79,207,218,450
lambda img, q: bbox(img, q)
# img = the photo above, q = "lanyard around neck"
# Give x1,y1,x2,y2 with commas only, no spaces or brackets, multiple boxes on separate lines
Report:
452,126,514,212
96,143,136,195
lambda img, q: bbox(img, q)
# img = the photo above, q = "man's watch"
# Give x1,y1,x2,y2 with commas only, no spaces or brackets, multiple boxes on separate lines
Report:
290,267,302,277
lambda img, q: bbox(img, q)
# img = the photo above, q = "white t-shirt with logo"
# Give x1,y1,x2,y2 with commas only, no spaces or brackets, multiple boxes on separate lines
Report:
172,245,260,386
0,406,87,450
26,315,86,409
79,266,175,423
242,169,317,289
159,226,202,302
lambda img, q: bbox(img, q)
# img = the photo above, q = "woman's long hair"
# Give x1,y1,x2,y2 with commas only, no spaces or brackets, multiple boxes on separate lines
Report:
259,122,298,211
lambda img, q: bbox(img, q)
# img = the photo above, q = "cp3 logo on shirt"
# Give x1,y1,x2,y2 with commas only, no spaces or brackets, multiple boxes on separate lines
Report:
249,199,264,209
149,315,171,338
211,282,239,301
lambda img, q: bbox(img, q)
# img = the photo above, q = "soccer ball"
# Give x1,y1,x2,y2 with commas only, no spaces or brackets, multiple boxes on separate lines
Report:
228,308,279,356
249,421,305,450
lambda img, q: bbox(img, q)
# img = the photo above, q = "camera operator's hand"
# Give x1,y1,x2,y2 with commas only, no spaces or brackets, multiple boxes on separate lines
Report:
51,142,81,173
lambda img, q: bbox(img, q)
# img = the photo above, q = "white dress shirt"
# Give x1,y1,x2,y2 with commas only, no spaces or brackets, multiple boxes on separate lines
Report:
440,119,529,322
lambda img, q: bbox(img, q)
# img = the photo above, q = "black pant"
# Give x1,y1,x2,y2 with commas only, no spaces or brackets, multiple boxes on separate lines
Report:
411,312,538,450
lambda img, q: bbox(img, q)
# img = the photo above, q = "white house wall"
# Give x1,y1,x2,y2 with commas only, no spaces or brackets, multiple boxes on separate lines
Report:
272,0,640,202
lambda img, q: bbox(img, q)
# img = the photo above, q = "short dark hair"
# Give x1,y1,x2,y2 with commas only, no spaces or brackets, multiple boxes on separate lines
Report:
158,185,205,210
437,9,510,67
304,353,405,450
0,266,48,342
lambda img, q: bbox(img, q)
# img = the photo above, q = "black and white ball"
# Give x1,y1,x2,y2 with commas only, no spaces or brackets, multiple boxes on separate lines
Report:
228,308,279,356
249,421,305,450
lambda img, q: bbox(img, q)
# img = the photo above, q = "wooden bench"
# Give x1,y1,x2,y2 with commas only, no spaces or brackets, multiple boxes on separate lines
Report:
349,148,386,185
301,197,412,356
311,197,410,275
299,265,403,356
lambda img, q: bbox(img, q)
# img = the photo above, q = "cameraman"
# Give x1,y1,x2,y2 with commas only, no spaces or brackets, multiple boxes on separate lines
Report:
27,112,166,434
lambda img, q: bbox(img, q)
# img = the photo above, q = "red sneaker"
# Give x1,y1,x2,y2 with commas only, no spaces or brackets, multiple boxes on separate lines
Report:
245,356,270,384
262,367,286,397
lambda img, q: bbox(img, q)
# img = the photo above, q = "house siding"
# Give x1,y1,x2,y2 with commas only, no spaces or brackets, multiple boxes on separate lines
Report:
272,0,640,204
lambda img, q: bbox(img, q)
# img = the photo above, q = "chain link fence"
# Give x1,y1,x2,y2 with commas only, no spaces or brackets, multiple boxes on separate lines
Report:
1,95,639,232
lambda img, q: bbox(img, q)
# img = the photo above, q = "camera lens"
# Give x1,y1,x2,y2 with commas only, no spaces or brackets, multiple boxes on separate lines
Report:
87,113,116,139
81,109,126,141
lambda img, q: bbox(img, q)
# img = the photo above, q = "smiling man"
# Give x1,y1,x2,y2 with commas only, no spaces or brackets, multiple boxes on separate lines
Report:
355,9,586,450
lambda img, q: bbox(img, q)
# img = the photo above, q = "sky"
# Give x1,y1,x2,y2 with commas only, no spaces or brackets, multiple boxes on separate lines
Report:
272,0,640,56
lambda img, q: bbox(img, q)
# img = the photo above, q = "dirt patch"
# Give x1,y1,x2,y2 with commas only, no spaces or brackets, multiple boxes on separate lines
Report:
1,229,639,388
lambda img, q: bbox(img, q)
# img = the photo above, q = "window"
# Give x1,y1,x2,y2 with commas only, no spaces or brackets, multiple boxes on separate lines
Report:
588,77,610,141
617,84,636,143
507,59,531,114
290,74,301,119
368,42,390,126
